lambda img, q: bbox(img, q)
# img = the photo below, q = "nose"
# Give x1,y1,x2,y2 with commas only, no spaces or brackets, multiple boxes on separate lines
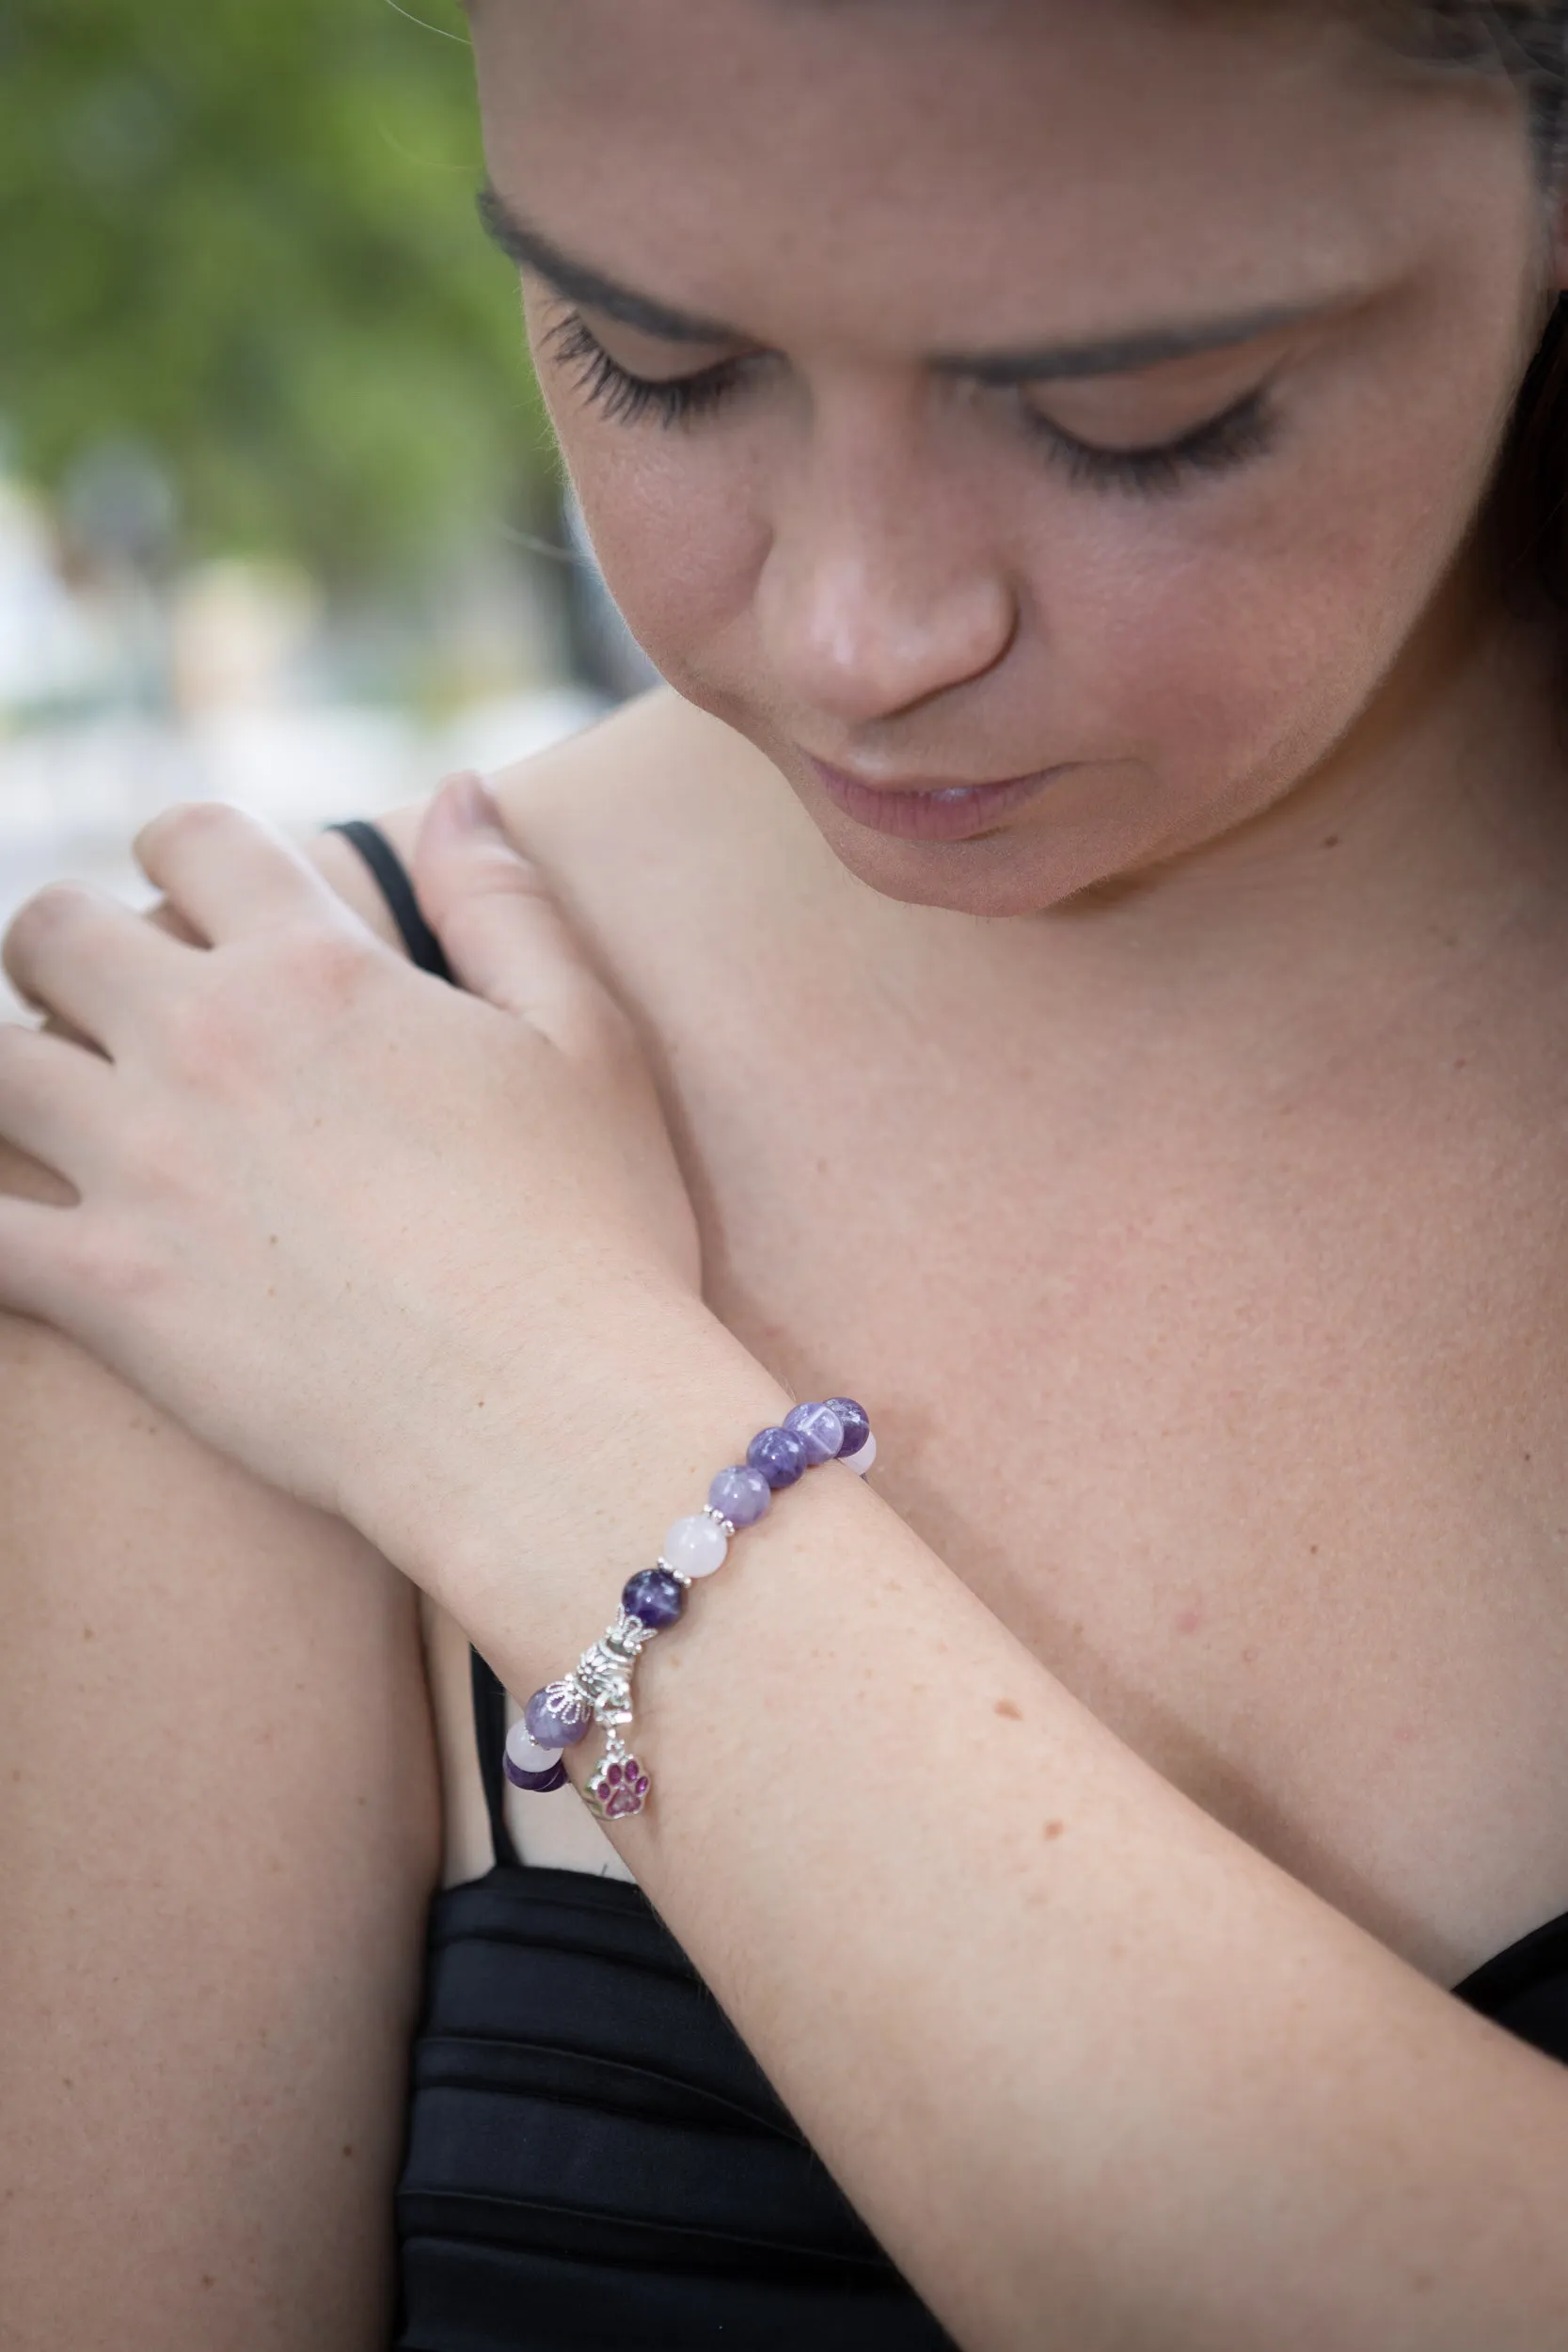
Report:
755,386,1020,730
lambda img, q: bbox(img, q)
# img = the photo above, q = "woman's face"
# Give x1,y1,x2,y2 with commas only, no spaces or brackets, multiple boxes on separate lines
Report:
471,0,1560,917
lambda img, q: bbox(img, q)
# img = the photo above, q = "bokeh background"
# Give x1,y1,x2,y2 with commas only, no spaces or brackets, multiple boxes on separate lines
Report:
0,0,648,951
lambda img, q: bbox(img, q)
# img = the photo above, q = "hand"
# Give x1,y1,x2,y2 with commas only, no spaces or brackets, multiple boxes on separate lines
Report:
0,778,706,1566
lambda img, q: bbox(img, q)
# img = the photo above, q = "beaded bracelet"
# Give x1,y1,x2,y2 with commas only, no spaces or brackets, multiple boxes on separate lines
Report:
501,1397,876,1821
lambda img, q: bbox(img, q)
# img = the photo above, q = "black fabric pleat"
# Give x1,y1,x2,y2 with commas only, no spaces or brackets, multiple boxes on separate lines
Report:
330,818,958,2350
396,1868,957,2351
1454,1907,1568,2063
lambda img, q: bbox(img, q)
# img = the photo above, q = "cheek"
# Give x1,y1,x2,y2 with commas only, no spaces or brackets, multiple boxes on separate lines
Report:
561,423,768,696
1055,380,1513,840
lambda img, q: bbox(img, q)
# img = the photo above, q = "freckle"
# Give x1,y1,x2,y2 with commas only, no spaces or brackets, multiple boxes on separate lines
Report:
82,1626,94,1641
1174,1607,1202,1636
1043,1820,1065,1840
200,2275,214,2289
268,1234,278,1247
341,2143,355,2159
1524,1451,1532,1464
1241,1645,1259,1666
994,1698,1022,1721
1453,1059,1468,1073
61,2077,71,2090
1308,1545,1319,1557
1322,834,1340,849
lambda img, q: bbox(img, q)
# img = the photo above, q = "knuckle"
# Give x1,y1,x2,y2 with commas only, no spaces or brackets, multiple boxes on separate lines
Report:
160,985,244,1086
280,923,379,1014
118,1098,183,1185
65,1214,163,1308
136,798,245,861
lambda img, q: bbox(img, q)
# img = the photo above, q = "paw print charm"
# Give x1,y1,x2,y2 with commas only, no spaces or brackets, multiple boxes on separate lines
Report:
585,1750,652,1820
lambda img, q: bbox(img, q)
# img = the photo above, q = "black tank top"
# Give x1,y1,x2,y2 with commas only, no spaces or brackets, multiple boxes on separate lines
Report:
330,818,1568,2352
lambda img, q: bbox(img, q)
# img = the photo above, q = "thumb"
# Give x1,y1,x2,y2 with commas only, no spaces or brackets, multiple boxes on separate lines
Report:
412,772,613,1046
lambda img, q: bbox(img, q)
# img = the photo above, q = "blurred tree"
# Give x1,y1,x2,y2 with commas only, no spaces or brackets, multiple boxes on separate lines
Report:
0,0,553,586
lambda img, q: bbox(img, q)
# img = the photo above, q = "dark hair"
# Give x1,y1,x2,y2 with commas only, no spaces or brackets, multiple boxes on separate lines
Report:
1361,5,1568,606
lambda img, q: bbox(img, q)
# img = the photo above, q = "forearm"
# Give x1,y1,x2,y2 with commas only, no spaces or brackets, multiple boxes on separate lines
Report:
372,1304,1568,2352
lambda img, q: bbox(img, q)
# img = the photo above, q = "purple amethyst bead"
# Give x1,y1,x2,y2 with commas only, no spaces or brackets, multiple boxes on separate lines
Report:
523,1681,593,1750
708,1464,771,1529
623,1566,687,1629
504,1753,569,1794
826,1397,871,1458
784,1401,846,1466
746,1423,809,1489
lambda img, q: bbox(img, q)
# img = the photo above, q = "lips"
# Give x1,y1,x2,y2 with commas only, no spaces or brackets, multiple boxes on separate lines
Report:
807,757,1069,845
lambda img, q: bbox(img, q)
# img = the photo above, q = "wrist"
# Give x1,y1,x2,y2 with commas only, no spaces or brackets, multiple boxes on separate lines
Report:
345,1281,795,1667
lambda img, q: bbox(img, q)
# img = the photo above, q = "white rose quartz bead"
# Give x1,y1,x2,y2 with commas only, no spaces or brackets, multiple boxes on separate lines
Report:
663,1514,729,1580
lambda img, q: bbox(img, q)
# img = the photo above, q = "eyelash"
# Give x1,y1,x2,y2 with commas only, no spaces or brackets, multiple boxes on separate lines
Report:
545,308,1278,495
546,310,750,428
1024,387,1277,495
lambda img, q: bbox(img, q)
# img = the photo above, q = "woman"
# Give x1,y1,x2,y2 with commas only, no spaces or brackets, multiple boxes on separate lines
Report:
6,1,1568,2344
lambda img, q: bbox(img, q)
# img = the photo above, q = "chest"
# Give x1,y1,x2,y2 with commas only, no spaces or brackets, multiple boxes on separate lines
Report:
638,928,1568,1984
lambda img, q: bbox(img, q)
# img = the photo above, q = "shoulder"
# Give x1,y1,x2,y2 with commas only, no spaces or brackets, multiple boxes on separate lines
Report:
319,687,780,883
314,685,809,983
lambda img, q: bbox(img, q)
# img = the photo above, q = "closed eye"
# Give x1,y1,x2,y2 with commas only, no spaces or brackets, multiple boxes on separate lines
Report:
544,310,757,427
1022,383,1280,495
545,307,1282,496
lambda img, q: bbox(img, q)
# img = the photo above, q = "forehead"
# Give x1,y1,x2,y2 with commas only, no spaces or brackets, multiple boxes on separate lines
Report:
469,0,1528,349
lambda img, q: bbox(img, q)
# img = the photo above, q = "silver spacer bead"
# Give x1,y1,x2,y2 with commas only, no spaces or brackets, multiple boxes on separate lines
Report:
702,1504,737,1537
657,1556,693,1588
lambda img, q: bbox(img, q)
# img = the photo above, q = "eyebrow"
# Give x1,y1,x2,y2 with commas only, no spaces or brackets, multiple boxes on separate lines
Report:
478,184,1324,381
479,186,740,343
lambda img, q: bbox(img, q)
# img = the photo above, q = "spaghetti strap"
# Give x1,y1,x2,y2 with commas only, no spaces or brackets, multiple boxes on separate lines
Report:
468,1646,524,1872
327,818,452,983
325,815,516,1873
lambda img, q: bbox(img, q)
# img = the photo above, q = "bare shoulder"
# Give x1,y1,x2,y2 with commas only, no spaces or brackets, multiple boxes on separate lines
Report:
313,687,797,961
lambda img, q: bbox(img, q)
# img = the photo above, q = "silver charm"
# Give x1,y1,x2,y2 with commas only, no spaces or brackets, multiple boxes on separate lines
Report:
584,1731,653,1821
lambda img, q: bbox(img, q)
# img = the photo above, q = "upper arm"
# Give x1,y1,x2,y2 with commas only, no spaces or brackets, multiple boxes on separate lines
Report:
0,822,442,2344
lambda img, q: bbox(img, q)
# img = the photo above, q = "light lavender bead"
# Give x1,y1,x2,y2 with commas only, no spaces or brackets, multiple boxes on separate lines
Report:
505,1720,563,1775
784,1401,845,1466
504,1720,568,1792
708,1464,771,1528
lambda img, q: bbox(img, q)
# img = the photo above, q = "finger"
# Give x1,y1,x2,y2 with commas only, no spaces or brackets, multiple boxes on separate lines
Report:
134,802,347,946
412,774,626,1050
0,1023,113,1187
3,882,187,1056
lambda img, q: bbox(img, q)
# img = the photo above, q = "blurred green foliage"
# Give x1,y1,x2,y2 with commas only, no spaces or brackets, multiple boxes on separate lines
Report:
0,0,553,584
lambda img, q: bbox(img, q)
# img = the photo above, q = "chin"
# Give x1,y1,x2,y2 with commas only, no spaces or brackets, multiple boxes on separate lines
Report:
803,805,1141,921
